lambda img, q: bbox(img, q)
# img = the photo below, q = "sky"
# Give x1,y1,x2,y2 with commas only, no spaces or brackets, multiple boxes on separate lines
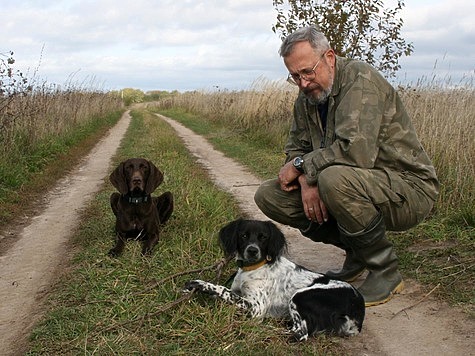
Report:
1,0,474,92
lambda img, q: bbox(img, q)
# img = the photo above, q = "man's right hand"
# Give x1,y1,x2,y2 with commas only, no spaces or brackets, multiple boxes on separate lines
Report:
278,161,301,192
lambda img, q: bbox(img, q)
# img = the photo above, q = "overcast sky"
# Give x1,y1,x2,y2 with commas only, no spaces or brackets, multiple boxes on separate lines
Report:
1,0,474,92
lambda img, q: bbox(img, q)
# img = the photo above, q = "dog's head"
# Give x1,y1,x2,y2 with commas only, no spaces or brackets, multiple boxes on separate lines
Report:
109,158,164,195
219,219,287,266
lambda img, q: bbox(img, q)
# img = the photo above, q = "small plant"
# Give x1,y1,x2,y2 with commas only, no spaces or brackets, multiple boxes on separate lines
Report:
0,51,33,143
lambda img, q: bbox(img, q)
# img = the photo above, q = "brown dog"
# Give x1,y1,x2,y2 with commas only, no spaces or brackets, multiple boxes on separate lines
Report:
109,158,173,256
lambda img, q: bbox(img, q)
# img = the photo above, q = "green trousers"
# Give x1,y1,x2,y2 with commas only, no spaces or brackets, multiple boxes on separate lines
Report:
254,166,436,235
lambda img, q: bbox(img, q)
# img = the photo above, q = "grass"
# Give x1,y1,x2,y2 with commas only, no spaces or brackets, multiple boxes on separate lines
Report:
0,110,124,225
27,111,344,355
1,64,124,225
157,107,284,179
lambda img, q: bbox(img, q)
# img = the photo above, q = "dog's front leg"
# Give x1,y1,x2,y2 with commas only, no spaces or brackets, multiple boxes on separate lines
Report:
184,280,253,311
109,233,126,257
142,233,159,255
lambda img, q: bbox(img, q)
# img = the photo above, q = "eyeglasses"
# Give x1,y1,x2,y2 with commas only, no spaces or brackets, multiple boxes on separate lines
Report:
287,53,325,86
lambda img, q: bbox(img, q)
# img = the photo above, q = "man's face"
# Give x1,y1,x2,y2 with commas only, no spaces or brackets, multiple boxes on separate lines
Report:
284,41,335,103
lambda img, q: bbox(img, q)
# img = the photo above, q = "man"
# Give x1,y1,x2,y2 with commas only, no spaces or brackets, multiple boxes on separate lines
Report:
254,26,439,307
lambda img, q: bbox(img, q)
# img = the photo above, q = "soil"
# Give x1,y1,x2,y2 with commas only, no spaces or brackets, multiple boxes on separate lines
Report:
0,110,473,356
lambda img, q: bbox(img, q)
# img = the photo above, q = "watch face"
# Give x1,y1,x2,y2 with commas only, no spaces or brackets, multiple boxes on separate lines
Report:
293,157,304,170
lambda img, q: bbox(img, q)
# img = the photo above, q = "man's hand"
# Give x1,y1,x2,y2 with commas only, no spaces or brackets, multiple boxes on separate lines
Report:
278,161,328,224
278,161,301,191
298,175,328,224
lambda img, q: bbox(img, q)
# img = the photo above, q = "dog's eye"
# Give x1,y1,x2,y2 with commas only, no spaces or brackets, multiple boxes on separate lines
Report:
240,233,249,240
258,233,268,241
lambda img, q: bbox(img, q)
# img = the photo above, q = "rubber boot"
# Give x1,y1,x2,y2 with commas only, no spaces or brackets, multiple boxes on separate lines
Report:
300,219,366,282
299,218,340,245
325,248,366,282
340,214,404,307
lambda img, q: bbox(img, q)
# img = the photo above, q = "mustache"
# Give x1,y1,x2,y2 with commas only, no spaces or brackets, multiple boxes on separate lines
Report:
302,85,321,95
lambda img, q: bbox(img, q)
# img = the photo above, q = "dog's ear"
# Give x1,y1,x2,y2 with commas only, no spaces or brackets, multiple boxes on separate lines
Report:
145,160,164,194
218,218,242,257
265,221,287,262
109,161,129,195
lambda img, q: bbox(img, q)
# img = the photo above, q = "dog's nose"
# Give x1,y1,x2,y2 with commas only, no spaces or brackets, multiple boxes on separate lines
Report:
246,246,259,257
132,177,142,185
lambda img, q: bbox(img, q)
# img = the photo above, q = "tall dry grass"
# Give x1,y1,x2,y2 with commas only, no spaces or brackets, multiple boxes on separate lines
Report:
398,84,475,214
1,52,122,156
160,78,474,215
0,83,123,157
160,78,296,147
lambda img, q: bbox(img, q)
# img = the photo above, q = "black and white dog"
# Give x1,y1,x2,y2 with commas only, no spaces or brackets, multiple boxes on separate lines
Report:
184,219,365,341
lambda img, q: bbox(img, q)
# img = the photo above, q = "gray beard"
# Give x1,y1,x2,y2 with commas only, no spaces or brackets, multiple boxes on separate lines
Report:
307,85,332,105
305,68,334,104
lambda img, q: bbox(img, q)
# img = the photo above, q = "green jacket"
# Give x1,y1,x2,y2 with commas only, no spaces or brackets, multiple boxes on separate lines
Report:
284,56,439,201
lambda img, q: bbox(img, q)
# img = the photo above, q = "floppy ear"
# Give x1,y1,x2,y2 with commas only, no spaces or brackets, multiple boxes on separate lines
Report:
145,160,164,194
218,218,243,257
264,221,287,263
109,162,128,195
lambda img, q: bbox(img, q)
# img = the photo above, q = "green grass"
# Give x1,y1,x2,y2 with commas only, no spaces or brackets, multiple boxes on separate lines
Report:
27,110,343,355
0,110,123,224
155,107,475,316
158,108,285,179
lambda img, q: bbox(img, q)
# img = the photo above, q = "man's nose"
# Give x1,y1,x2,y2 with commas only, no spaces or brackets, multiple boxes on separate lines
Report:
299,77,312,87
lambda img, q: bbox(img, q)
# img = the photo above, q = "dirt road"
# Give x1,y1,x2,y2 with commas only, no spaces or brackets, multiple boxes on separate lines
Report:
0,111,473,355
0,111,131,355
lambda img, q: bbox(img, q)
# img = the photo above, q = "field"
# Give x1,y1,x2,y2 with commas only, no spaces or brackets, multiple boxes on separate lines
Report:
1,77,474,353
0,78,124,225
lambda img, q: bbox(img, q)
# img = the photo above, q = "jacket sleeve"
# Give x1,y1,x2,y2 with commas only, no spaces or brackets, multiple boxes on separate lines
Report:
304,73,388,185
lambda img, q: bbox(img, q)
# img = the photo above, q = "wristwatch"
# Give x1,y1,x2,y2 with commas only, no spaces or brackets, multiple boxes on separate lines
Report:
292,156,305,173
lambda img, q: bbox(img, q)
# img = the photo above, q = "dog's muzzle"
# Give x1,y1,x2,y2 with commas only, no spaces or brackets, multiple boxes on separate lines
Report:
244,244,262,263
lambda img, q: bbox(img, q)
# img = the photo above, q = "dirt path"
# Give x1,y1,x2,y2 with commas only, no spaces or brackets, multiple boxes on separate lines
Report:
0,111,131,355
0,111,473,355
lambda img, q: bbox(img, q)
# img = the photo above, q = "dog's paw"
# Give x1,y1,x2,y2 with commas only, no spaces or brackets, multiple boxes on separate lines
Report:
290,324,309,342
183,280,206,293
108,248,120,258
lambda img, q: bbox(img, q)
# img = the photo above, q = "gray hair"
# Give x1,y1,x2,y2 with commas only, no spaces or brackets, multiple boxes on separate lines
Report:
279,25,331,57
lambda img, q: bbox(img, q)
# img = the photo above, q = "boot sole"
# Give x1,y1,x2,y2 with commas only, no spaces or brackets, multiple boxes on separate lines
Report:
364,280,405,307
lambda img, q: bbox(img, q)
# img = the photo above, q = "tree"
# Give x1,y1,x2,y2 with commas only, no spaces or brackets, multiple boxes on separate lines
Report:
272,0,413,78
119,88,145,106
